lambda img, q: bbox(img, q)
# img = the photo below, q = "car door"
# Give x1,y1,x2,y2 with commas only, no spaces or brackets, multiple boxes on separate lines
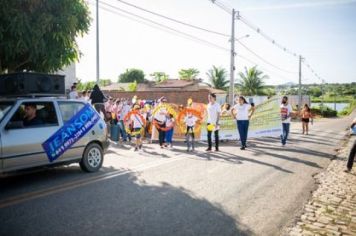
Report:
57,101,88,161
1,101,60,172
0,100,16,171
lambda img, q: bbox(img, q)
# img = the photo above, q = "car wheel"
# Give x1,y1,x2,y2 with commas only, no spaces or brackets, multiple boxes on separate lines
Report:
80,143,103,172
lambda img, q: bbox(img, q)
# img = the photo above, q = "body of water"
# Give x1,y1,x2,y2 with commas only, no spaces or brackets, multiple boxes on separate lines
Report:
311,103,349,112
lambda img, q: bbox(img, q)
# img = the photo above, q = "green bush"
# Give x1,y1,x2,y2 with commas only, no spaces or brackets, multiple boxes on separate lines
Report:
311,95,354,103
338,100,356,116
311,105,337,117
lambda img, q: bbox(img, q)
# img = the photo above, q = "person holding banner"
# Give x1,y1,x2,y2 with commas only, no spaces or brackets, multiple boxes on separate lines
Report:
280,96,294,146
165,113,175,148
231,96,255,150
206,93,221,152
154,97,168,148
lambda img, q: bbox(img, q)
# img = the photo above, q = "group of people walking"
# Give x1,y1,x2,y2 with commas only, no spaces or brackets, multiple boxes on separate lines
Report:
69,84,355,174
105,93,315,152
78,84,315,152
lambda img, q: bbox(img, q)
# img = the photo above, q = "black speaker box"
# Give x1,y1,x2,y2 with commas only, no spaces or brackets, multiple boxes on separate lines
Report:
0,72,65,97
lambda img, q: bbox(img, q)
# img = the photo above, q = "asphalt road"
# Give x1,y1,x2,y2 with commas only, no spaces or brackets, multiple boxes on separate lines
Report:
0,113,354,236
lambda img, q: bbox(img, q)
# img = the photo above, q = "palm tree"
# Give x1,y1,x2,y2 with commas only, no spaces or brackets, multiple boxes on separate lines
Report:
206,66,229,90
150,72,169,83
237,66,269,95
178,68,200,80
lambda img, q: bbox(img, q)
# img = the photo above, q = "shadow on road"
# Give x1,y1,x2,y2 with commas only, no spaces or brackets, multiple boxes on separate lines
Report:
0,171,254,236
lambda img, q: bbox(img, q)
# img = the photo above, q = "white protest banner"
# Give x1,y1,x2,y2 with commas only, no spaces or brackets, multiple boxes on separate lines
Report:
248,96,282,138
200,97,282,141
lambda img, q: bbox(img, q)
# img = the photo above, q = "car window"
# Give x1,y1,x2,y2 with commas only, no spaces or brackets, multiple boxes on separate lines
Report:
58,102,85,123
0,101,14,123
7,102,59,129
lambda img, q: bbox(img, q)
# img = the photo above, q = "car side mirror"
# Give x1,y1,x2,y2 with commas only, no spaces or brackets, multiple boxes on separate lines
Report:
5,121,24,130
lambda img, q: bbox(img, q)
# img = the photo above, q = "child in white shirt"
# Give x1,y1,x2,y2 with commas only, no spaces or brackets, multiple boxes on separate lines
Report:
184,112,199,152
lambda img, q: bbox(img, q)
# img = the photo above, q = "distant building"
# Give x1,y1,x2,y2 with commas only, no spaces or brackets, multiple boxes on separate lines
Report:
56,63,76,91
101,79,227,104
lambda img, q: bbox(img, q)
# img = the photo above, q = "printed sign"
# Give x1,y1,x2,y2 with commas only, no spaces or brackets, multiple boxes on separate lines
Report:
248,97,282,138
200,115,238,141
150,98,282,141
42,104,100,162
200,97,282,140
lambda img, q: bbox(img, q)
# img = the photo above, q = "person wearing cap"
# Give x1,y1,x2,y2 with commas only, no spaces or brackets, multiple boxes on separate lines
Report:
130,104,144,151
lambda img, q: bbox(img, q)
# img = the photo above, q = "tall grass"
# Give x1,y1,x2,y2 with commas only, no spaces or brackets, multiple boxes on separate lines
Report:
338,100,356,116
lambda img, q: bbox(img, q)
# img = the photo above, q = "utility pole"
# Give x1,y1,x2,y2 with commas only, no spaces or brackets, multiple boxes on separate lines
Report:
298,55,303,114
229,9,236,105
96,0,100,84
321,80,325,116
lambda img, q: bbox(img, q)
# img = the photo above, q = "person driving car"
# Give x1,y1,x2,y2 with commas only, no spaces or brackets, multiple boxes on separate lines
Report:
23,103,43,127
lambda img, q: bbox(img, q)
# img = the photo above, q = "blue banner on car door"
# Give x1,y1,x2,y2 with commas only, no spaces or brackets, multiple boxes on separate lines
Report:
42,104,100,162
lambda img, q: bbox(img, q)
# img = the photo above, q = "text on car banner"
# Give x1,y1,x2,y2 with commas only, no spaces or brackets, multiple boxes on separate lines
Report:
42,104,100,162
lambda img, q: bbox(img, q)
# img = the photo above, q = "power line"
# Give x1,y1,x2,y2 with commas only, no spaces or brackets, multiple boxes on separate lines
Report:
237,41,298,74
96,1,230,52
114,0,230,37
236,54,293,82
238,15,299,58
239,15,326,83
211,0,326,84
303,59,324,83
91,0,298,82
210,0,232,14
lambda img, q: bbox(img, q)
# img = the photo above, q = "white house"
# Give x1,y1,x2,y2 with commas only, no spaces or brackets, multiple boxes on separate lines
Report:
56,63,76,91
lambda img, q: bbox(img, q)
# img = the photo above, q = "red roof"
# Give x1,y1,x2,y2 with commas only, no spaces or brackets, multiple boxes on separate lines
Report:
153,79,195,88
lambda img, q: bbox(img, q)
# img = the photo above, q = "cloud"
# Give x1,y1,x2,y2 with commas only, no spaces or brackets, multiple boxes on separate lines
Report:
240,0,356,11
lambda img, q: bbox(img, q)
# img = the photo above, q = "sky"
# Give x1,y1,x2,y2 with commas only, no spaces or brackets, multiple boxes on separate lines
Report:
76,0,356,85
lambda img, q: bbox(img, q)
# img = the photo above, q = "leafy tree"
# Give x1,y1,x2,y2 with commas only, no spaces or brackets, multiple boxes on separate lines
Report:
0,0,91,73
150,72,169,83
261,87,276,97
206,66,228,90
237,66,269,95
307,87,322,97
118,68,145,83
76,79,111,91
76,81,96,91
178,68,199,80
285,88,298,95
99,79,112,87
128,80,137,92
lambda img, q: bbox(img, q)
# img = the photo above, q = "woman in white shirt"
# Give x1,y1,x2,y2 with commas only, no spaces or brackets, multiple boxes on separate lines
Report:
231,96,255,150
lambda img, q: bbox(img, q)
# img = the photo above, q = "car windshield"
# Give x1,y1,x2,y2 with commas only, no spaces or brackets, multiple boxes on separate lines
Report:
0,101,14,123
